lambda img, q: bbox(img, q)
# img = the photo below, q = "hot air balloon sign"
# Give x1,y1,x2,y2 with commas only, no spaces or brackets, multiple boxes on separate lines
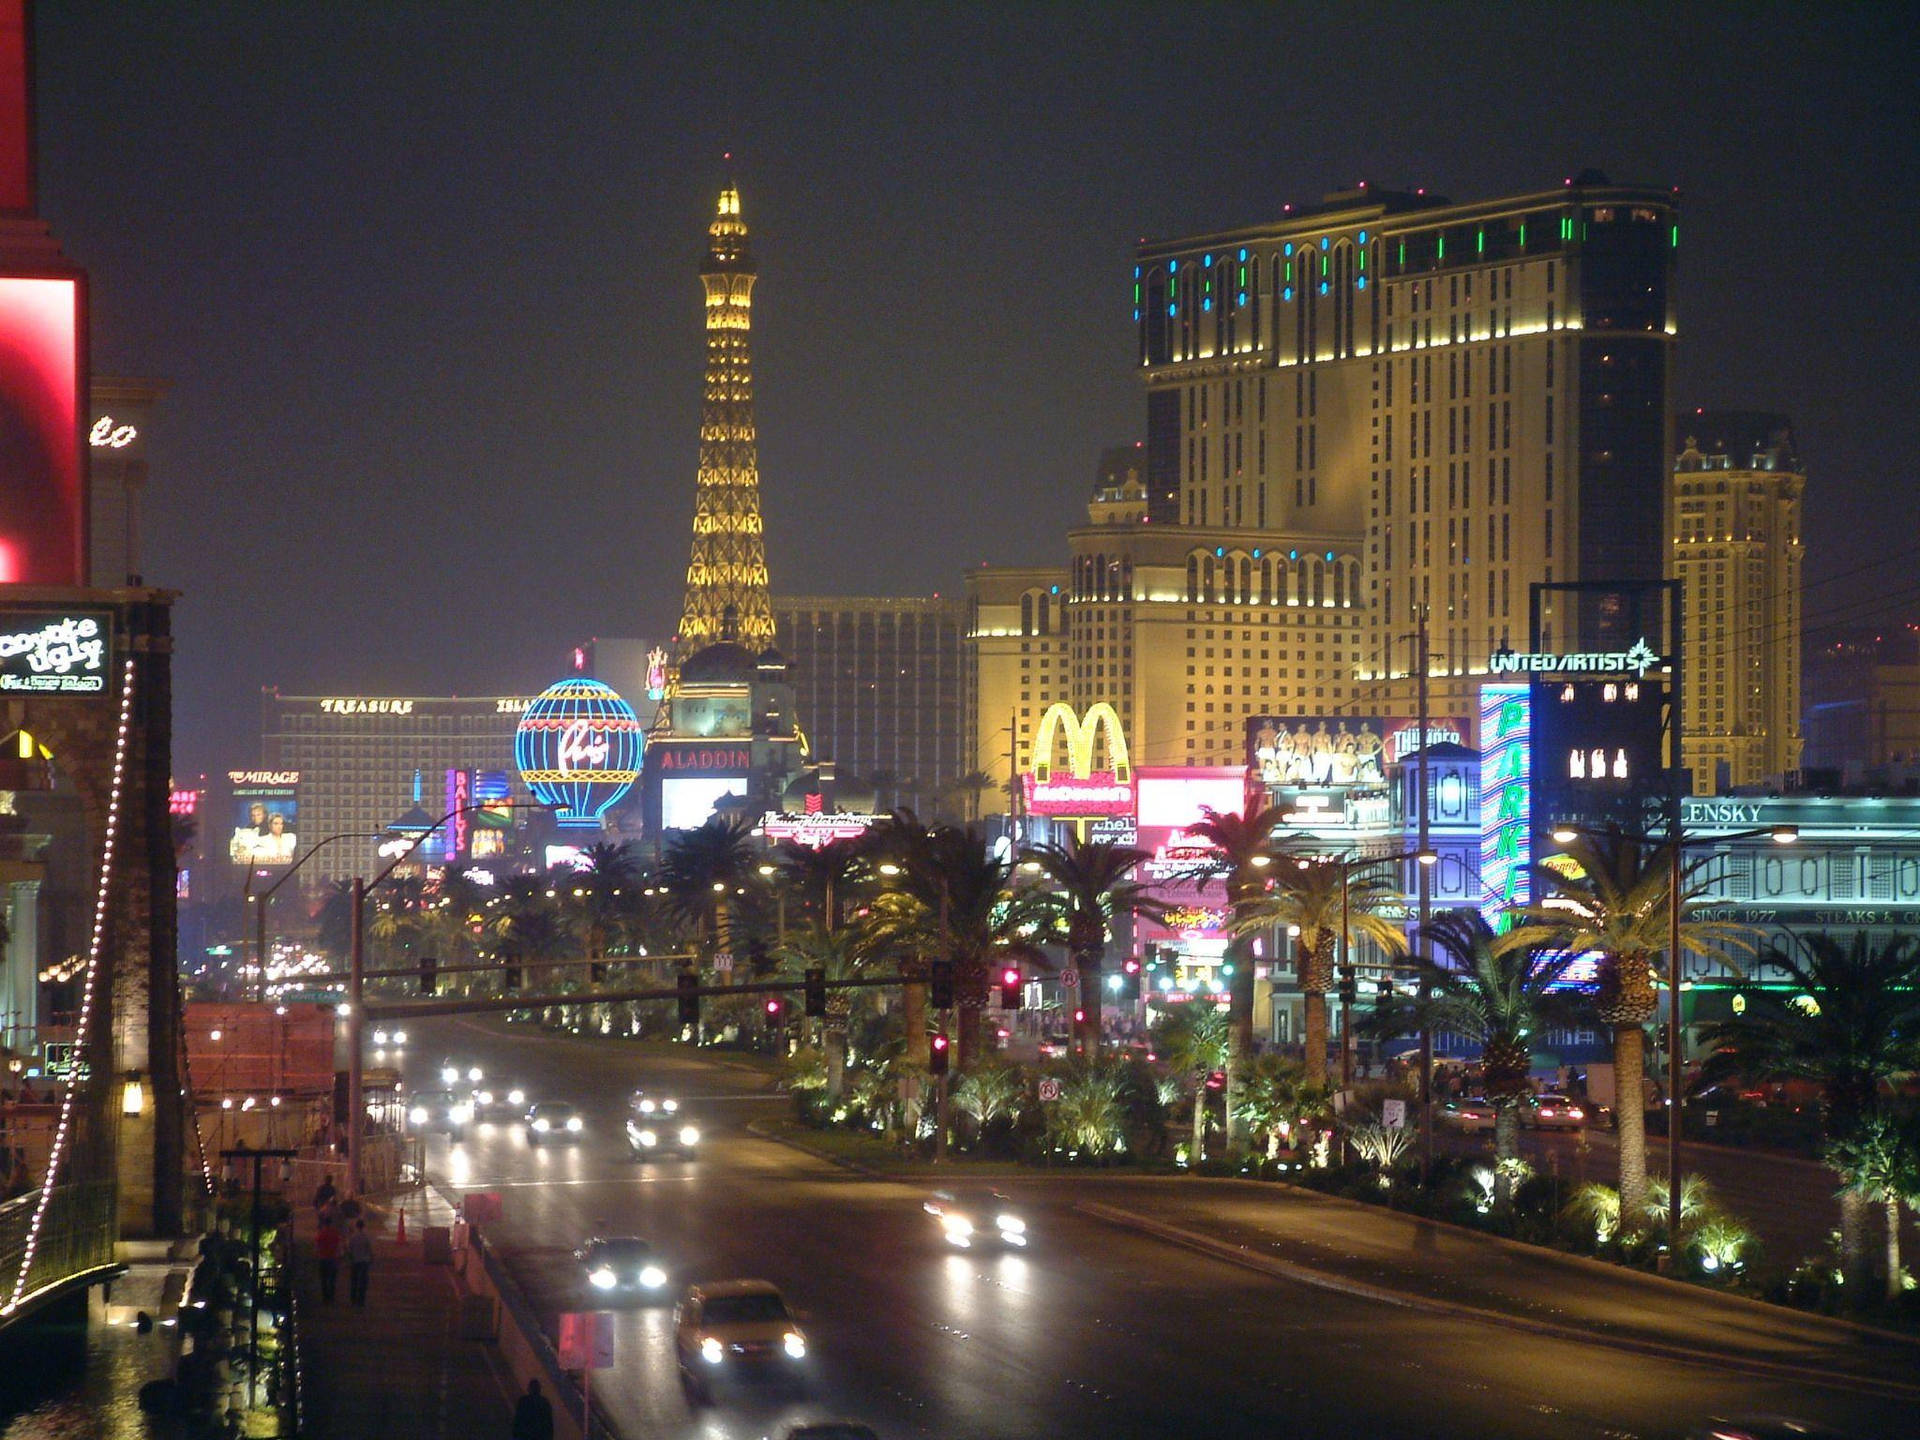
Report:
513,678,643,828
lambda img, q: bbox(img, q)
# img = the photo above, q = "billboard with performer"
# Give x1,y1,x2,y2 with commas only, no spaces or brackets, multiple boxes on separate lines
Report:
228,770,300,866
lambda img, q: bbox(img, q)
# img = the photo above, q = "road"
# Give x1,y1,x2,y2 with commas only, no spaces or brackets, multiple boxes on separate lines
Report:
389,1017,1913,1440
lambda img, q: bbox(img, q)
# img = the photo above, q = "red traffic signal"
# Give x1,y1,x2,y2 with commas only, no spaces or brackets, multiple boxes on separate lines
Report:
1204,1069,1226,1091
998,967,1023,1010
1122,956,1142,976
1001,966,1021,987
929,1031,950,1076
765,998,783,1016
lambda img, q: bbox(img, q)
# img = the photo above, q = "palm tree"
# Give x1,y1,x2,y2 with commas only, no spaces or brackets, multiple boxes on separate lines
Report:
950,1063,1027,1149
941,771,994,824
571,840,640,974
775,921,871,1101
1698,932,1920,1297
1154,1000,1230,1161
660,816,759,964
1517,828,1754,1226
769,836,866,931
1022,837,1164,1057
1045,1061,1129,1159
1233,1053,1330,1159
1236,855,1408,1091
1826,1110,1920,1306
1408,909,1578,1203
1180,799,1290,1146
862,815,1047,1068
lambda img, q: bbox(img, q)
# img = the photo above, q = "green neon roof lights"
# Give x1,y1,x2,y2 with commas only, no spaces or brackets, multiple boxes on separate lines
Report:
1477,228,1485,253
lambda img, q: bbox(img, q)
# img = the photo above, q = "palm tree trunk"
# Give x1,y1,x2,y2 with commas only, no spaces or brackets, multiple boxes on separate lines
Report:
1494,1104,1520,1206
825,1025,847,1103
1613,1024,1649,1228
1225,934,1255,1149
1887,1193,1904,1307
1078,944,1103,1058
1840,1183,1873,1301
901,962,928,1069
1192,1086,1206,1161
1302,930,1332,1090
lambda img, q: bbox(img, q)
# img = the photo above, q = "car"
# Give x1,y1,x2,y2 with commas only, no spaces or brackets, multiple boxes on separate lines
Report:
369,1027,408,1049
471,1081,529,1119
922,1189,1028,1249
627,1110,701,1159
407,1089,474,1140
526,1101,584,1145
1522,1092,1589,1130
1437,1096,1498,1133
673,1279,808,1403
780,1427,879,1440
574,1235,668,1300
439,1058,486,1087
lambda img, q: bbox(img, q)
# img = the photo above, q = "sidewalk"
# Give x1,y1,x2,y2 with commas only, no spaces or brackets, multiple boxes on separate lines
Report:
1069,1175,1920,1400
291,1186,512,1440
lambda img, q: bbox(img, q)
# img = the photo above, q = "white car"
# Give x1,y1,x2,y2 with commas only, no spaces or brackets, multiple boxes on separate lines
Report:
575,1235,668,1301
526,1101,584,1145
1522,1092,1589,1130
674,1280,808,1404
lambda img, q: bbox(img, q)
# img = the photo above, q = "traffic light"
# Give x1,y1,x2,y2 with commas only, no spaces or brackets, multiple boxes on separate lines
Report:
418,955,438,997
677,970,700,1028
1337,968,1358,1007
999,965,1023,1010
804,967,827,1019
589,959,608,984
929,1031,950,1077
765,996,784,1027
929,958,955,1010
1118,955,1142,1001
502,959,521,992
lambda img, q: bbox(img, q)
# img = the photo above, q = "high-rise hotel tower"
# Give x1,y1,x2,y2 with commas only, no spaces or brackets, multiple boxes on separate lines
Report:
1134,174,1679,726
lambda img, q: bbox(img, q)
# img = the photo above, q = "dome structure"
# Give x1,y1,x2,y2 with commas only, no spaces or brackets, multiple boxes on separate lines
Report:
678,641,758,686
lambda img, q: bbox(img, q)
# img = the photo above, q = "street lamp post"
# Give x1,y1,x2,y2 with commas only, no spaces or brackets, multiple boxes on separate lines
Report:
221,1145,296,1409
252,831,385,1003
1304,847,1437,1089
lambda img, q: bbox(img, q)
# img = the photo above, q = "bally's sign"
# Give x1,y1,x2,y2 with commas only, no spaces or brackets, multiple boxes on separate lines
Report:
0,609,112,695
1489,639,1663,679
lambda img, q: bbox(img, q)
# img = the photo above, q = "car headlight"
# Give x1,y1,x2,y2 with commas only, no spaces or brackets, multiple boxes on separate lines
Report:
783,1331,807,1359
997,1213,1025,1233
452,1104,473,1124
589,1267,617,1290
507,1089,525,1106
476,1090,494,1106
566,1116,583,1132
663,1099,679,1113
639,1265,666,1289
392,1030,407,1046
638,1099,656,1113
679,1126,700,1147
409,1106,427,1125
700,1336,723,1364
373,1029,389,1045
636,1128,657,1147
533,1118,550,1132
441,1067,457,1085
468,1067,483,1082
942,1215,973,1237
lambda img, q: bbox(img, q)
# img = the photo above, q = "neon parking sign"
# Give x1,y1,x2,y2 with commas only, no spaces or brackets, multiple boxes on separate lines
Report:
1478,684,1531,928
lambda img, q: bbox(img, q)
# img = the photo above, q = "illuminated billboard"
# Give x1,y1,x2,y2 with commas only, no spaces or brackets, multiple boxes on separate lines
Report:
0,607,111,695
1248,715,1467,789
229,770,300,866
662,776,749,832
1478,685,1531,925
1023,702,1136,818
513,677,642,829
0,275,85,585
759,811,880,848
1133,767,1251,948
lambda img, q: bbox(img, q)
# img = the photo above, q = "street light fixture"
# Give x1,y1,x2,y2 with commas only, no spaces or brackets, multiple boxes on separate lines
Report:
1548,819,1796,1257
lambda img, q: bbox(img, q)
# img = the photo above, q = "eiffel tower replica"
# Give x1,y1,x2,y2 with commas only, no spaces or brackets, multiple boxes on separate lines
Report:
673,180,774,669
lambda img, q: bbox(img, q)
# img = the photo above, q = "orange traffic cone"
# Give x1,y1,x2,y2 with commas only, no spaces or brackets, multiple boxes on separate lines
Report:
395,1203,408,1245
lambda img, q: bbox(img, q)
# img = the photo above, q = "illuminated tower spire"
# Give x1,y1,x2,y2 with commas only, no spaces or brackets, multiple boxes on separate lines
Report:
674,180,773,661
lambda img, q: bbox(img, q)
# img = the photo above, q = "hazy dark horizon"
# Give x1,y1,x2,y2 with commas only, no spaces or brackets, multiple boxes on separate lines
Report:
31,2,1919,780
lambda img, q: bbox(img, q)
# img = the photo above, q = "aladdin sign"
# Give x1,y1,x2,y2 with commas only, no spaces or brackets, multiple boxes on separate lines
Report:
0,610,111,694
1024,702,1136,818
1489,639,1662,678
656,744,752,773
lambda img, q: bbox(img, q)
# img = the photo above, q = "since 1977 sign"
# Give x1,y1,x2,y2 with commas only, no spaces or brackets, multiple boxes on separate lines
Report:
0,608,112,695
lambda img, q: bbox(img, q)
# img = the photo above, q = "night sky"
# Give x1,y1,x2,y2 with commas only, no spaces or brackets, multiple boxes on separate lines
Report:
31,2,1919,779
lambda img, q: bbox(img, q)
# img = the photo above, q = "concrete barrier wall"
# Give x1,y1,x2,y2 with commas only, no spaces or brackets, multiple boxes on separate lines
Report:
461,1226,603,1440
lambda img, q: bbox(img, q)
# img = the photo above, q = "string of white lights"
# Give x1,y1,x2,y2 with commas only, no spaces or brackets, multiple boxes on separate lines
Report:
4,655,136,1315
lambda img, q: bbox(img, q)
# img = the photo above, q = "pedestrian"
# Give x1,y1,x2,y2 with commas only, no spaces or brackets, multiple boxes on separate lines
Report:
314,1215,342,1303
345,1218,373,1306
510,1378,554,1440
312,1172,337,1212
